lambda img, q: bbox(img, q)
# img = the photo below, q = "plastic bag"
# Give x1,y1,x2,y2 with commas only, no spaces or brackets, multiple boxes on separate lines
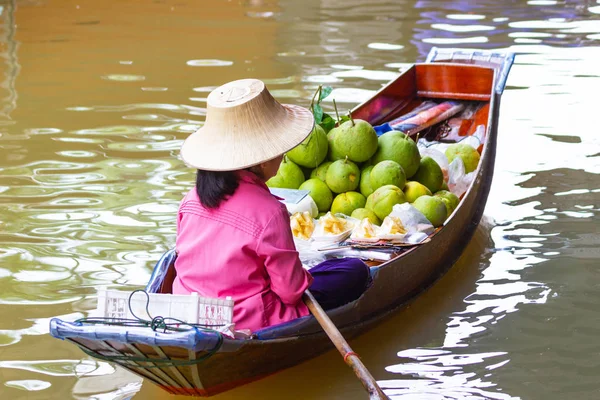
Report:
293,237,327,269
387,203,435,244
284,195,318,218
419,146,450,183
447,158,475,198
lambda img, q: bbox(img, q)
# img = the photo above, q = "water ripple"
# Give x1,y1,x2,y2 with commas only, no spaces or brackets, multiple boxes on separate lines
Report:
4,380,51,391
101,74,145,82
0,359,115,377
186,59,233,67
367,42,405,50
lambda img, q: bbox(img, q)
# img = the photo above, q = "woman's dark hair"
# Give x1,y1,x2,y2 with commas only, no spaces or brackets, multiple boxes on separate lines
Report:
195,167,264,209
195,170,240,209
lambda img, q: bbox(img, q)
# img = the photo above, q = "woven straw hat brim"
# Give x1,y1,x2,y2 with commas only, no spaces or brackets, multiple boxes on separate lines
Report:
180,103,314,171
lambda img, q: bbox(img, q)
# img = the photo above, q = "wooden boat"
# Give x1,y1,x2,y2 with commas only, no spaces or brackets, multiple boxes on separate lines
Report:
50,47,514,397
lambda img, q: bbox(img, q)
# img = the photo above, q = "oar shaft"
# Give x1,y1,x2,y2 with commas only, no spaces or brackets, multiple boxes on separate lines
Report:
303,290,389,400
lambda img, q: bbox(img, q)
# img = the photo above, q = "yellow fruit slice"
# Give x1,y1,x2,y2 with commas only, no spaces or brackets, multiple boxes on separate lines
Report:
319,212,349,235
353,218,378,239
380,216,407,235
290,211,315,240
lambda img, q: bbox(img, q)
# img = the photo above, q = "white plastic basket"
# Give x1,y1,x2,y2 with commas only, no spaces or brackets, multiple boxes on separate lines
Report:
94,287,234,332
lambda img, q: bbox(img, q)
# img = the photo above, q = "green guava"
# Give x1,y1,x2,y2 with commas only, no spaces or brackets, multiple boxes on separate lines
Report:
434,190,460,216
404,181,432,203
287,125,328,168
445,143,481,173
331,191,366,216
266,157,305,189
351,208,381,225
370,131,420,178
359,165,375,198
412,195,447,227
369,160,406,191
299,178,333,213
365,184,407,220
326,129,345,161
328,119,378,163
325,157,360,194
412,156,443,193
310,161,333,182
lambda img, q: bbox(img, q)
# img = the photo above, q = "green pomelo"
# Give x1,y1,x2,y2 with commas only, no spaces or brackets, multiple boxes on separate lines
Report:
365,184,407,220
445,143,481,173
412,195,447,227
287,125,328,168
440,198,454,217
412,156,443,193
331,191,366,216
310,161,333,182
369,160,406,191
325,158,360,194
326,129,345,161
434,190,459,210
440,181,449,191
328,119,378,163
351,208,381,225
299,179,333,213
370,131,421,178
404,181,432,203
359,165,375,198
266,157,305,189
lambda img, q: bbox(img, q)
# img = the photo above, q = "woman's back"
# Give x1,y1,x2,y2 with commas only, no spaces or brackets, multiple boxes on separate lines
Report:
173,170,312,331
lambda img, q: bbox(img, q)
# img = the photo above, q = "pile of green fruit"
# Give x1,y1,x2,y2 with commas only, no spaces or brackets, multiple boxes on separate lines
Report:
266,87,479,228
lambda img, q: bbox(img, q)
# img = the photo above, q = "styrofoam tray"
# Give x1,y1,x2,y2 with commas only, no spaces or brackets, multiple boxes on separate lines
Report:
312,228,353,244
94,287,234,331
312,217,354,244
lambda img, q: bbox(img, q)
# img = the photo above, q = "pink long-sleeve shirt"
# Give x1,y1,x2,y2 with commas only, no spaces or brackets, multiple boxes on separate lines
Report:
172,170,312,332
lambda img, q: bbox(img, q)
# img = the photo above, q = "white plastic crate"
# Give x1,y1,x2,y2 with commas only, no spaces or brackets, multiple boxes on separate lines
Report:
94,287,234,332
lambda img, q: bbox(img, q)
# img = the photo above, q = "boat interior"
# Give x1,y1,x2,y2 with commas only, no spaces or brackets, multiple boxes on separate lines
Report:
343,62,499,269
353,63,495,143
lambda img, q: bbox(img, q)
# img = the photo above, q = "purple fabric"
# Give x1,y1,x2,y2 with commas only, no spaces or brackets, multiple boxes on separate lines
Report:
308,258,372,310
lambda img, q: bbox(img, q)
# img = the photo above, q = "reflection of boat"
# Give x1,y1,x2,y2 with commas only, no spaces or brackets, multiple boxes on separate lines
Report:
50,47,514,397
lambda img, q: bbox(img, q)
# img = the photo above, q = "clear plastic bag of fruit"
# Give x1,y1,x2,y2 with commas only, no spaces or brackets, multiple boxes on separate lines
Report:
293,237,327,269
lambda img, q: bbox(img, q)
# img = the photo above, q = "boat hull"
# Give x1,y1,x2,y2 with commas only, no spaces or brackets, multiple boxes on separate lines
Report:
50,47,512,397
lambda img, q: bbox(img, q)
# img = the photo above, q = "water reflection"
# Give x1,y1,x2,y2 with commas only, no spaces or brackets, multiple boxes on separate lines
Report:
375,4,598,398
377,214,552,399
101,75,146,82
4,379,52,392
0,359,115,377
413,0,600,57
186,59,234,67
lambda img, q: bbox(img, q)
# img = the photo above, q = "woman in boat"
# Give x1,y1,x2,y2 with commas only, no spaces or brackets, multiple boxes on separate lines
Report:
173,79,371,332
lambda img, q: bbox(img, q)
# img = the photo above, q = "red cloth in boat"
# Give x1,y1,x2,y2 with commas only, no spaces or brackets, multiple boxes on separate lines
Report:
172,170,312,331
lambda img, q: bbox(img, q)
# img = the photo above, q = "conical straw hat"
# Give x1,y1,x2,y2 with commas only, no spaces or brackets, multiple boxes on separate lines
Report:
181,79,314,171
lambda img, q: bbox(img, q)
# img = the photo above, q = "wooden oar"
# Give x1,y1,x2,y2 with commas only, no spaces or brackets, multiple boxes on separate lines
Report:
303,290,389,400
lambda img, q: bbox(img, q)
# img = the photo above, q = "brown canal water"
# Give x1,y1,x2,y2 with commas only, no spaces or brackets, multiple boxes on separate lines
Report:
0,0,599,399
